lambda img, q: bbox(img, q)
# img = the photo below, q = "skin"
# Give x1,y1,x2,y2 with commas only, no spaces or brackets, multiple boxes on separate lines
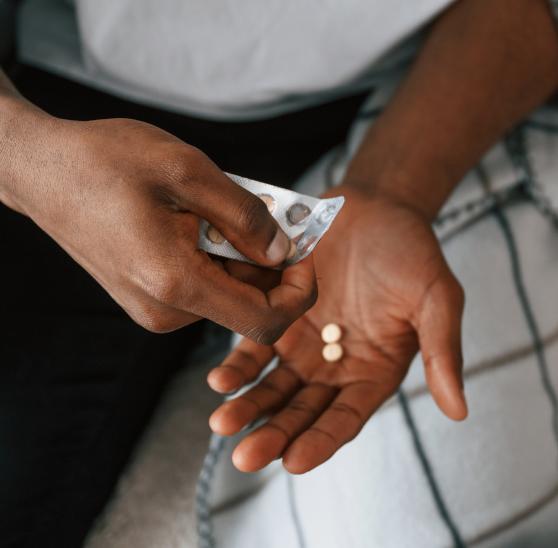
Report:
208,0,558,474
1,0,558,475
209,188,466,474
0,83,317,344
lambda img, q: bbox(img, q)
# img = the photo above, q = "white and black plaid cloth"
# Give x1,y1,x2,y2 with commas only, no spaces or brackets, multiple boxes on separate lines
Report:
197,56,558,548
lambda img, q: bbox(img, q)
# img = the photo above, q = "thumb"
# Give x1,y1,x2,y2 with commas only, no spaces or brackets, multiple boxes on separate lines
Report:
215,186,291,267
414,268,468,421
170,151,291,266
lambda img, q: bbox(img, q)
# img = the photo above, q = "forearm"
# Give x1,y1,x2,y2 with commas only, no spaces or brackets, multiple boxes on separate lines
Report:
0,68,52,213
0,68,22,209
344,0,558,220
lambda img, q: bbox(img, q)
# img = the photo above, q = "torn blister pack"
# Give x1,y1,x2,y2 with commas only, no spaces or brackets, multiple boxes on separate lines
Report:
198,173,344,266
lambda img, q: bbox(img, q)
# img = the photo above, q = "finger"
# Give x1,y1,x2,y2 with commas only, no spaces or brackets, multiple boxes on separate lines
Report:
154,248,311,335
224,260,282,292
232,384,338,472
210,257,226,270
282,381,390,474
74,248,202,334
414,271,468,421
207,337,275,394
172,154,291,266
266,255,318,325
209,366,301,436
186,252,317,345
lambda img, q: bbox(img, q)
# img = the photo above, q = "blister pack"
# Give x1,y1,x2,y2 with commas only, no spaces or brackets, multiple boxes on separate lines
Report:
198,173,344,266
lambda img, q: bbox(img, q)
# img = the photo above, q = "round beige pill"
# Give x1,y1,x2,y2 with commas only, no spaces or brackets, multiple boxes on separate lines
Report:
287,203,311,225
258,193,276,213
322,343,343,363
206,225,225,244
321,323,342,344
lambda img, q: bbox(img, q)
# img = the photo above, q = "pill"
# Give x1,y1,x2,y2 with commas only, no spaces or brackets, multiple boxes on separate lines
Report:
206,225,225,244
287,203,311,225
258,193,276,213
287,239,297,259
322,343,343,362
321,323,342,343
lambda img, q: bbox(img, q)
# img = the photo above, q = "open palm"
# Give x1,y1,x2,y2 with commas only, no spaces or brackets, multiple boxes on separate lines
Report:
208,186,468,474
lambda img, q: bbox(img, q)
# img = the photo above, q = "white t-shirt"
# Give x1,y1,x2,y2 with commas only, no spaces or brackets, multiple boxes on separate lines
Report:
17,0,453,120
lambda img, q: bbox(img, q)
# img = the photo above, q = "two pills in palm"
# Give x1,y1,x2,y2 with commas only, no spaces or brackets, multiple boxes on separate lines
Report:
321,323,344,362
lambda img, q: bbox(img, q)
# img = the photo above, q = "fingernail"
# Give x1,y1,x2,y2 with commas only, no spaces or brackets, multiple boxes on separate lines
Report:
266,229,290,263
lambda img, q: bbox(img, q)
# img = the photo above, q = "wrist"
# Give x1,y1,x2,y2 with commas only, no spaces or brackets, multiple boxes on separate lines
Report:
0,95,54,215
339,121,461,222
321,180,434,226
340,170,445,223
342,147,459,222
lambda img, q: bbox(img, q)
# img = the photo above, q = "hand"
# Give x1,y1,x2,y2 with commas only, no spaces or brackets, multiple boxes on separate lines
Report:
208,185,467,473
0,104,316,341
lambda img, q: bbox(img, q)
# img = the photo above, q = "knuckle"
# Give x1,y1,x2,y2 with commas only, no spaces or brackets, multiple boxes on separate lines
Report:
182,144,205,162
149,272,182,306
243,281,317,344
235,194,271,237
161,145,205,188
447,276,465,309
329,402,363,423
179,145,207,178
141,315,176,334
129,303,177,334
257,378,283,397
287,399,315,416
302,282,319,312
135,252,201,312
249,319,287,346
179,258,208,311
308,426,338,446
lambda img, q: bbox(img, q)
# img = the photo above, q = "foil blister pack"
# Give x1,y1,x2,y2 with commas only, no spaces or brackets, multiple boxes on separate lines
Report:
198,173,344,266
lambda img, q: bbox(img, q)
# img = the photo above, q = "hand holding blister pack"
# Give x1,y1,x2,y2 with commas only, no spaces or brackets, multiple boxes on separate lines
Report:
198,173,344,266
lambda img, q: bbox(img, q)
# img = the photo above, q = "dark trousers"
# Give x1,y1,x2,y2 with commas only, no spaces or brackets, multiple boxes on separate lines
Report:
0,66,365,548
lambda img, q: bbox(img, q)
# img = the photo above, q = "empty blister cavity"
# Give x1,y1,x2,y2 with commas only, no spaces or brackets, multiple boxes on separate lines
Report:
297,234,318,255
286,203,312,225
317,204,338,225
198,173,344,266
